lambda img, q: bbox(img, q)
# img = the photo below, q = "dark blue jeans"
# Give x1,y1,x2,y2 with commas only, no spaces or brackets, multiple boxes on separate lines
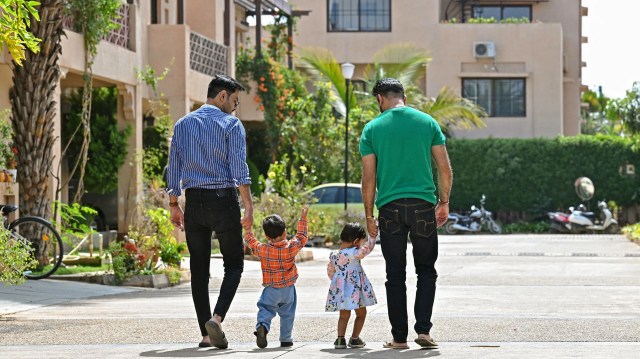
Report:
378,198,438,343
184,188,244,336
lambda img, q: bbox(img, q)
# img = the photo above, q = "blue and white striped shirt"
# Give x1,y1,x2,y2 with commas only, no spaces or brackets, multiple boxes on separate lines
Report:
166,104,251,197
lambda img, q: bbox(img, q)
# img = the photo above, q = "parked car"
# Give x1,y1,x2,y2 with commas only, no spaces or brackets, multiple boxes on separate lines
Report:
309,183,363,207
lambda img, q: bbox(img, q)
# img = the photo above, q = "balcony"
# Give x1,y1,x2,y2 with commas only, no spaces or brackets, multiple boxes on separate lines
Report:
62,3,131,50
441,0,548,24
189,32,228,77
147,25,229,107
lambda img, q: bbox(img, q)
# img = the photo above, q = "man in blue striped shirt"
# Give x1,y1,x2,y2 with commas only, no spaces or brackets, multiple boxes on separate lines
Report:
166,75,253,349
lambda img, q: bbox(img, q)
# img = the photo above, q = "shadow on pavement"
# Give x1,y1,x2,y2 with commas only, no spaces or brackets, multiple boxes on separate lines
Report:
319,348,441,358
139,346,294,357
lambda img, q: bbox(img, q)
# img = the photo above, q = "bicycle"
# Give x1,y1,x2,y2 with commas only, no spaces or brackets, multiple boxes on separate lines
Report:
1,204,64,279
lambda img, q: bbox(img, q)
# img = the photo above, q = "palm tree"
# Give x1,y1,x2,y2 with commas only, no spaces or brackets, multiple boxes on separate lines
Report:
415,87,486,136
296,43,486,134
9,0,64,265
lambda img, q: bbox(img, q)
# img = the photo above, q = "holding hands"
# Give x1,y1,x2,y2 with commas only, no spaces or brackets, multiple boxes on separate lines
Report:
366,217,378,238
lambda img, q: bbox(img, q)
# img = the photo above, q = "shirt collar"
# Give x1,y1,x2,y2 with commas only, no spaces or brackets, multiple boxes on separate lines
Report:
269,240,288,248
201,104,221,111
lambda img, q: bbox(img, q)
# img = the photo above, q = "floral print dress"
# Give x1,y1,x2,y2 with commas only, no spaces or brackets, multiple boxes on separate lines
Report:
325,235,377,311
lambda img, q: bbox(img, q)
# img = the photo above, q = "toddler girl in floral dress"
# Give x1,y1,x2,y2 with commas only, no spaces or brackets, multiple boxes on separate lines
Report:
325,222,377,349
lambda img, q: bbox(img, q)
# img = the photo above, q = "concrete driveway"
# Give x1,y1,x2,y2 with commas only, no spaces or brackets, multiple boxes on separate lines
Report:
1,233,639,358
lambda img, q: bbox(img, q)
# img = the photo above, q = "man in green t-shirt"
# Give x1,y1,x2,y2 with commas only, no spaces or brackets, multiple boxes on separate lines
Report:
360,78,453,350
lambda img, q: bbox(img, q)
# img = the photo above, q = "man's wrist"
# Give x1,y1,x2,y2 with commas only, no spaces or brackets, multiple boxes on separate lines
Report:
169,201,180,207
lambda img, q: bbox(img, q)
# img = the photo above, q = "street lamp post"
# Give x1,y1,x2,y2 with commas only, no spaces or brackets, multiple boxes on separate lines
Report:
341,63,355,211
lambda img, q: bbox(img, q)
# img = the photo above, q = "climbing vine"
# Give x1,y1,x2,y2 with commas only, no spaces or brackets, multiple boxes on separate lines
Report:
236,13,305,163
63,0,121,202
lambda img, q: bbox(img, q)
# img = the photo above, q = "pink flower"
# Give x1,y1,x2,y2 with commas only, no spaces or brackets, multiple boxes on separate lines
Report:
337,254,349,266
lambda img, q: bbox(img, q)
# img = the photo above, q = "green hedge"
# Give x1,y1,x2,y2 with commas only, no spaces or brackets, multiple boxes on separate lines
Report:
446,135,640,216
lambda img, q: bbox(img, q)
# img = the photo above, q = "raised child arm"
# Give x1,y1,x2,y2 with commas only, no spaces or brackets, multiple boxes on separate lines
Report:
289,206,309,250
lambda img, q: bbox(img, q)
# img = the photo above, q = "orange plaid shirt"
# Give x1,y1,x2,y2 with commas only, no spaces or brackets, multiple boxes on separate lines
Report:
244,218,308,288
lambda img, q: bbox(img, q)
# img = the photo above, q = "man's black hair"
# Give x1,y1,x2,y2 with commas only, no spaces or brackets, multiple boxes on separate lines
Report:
340,222,366,243
263,214,286,239
372,78,405,99
207,75,246,99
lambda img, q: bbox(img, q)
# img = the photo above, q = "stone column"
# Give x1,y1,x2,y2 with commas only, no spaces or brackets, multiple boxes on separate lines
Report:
117,83,143,234
168,97,191,123
50,69,68,223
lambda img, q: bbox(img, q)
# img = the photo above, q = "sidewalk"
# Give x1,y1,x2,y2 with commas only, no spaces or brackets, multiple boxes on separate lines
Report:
0,279,138,316
1,234,639,358
2,342,640,359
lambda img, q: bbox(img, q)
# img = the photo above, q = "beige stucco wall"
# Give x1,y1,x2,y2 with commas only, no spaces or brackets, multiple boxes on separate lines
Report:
431,23,564,138
290,0,583,138
185,0,222,42
536,0,583,136
0,65,11,111
59,31,138,86
291,0,437,64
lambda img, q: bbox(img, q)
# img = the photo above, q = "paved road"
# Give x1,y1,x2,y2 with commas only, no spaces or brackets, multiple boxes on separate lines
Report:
1,234,639,358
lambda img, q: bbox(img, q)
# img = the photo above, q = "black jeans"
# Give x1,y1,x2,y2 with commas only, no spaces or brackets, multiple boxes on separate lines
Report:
378,198,438,343
184,188,244,336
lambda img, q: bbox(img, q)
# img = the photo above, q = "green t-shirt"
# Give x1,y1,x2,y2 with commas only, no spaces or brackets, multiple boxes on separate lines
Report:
359,106,446,208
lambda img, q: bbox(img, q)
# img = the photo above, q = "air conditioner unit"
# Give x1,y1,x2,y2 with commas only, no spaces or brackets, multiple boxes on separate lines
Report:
473,42,496,58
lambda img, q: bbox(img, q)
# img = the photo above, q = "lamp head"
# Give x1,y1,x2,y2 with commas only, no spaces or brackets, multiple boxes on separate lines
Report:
341,63,355,80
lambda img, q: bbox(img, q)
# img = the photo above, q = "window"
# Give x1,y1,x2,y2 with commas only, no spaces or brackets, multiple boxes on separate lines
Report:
337,187,363,203
313,187,339,204
462,79,526,117
328,0,391,32
472,5,531,21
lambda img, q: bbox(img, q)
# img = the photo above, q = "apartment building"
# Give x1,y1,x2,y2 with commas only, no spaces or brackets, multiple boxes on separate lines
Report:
290,0,587,138
0,0,290,232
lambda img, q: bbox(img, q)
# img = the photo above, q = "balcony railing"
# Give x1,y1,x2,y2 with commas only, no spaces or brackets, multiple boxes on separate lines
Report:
104,4,130,48
62,3,131,50
189,32,228,77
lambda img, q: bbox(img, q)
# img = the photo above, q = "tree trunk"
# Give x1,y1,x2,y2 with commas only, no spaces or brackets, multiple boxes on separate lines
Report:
9,0,64,265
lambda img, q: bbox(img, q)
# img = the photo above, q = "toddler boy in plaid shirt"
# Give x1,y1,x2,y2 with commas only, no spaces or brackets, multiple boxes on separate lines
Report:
244,206,308,348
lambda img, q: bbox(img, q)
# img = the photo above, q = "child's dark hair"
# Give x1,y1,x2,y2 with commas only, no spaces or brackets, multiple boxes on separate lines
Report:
340,222,366,243
263,214,286,239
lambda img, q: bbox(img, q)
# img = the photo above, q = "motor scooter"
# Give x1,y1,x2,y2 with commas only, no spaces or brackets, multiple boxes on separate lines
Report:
444,195,502,234
548,201,618,234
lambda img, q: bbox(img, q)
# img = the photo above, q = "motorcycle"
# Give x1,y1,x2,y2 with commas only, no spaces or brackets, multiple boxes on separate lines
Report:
547,200,619,234
444,195,502,234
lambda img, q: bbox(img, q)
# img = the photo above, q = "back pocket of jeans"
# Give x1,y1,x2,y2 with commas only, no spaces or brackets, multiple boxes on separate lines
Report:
379,207,401,235
415,208,435,238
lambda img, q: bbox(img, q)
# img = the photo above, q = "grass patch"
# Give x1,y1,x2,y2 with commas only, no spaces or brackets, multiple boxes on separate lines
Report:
54,264,109,275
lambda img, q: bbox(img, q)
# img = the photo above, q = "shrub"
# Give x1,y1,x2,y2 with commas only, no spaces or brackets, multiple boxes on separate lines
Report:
622,223,640,242
446,135,640,218
53,201,98,247
0,228,38,286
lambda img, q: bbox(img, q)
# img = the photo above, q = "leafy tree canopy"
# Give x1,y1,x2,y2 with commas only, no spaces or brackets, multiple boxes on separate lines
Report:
0,0,41,65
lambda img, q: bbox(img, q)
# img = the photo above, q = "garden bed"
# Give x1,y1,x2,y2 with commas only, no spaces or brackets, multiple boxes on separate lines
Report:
51,269,191,289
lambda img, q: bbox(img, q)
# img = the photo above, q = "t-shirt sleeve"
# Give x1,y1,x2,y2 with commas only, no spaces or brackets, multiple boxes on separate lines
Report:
359,123,374,156
431,118,446,146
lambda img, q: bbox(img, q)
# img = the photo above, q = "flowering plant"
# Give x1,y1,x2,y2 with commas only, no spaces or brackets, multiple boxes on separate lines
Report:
0,109,16,169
